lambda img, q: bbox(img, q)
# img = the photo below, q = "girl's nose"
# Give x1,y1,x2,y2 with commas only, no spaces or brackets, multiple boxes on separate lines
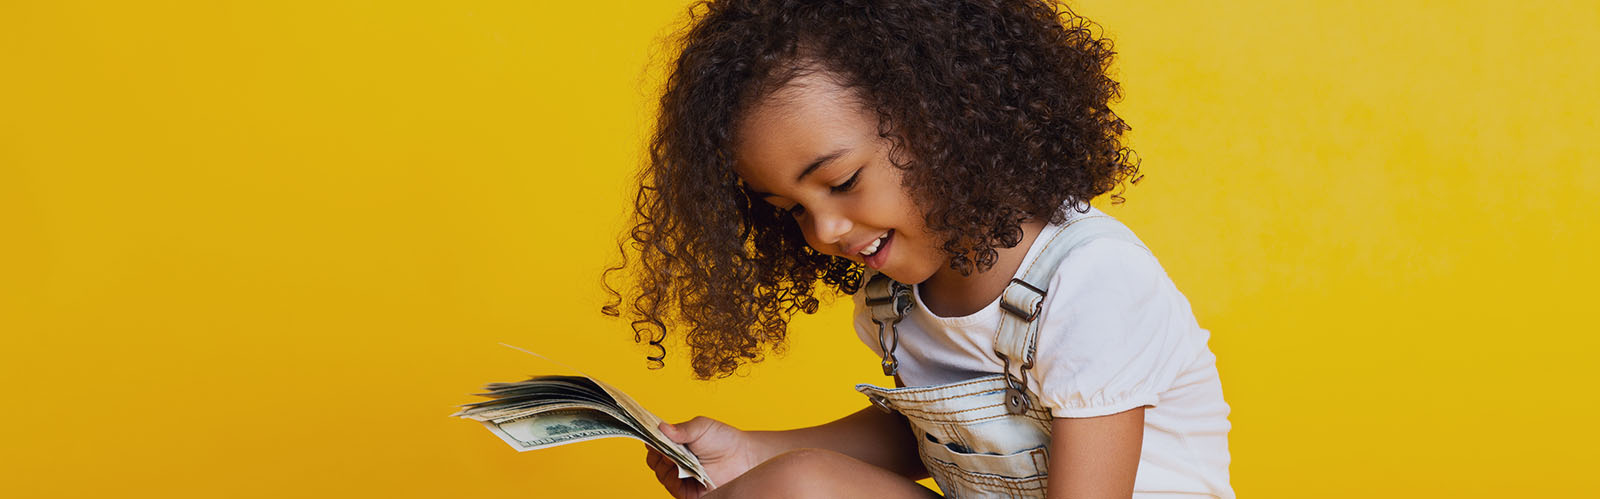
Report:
806,210,853,250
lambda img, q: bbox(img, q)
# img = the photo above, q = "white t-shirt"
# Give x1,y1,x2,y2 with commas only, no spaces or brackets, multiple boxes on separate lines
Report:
851,206,1235,498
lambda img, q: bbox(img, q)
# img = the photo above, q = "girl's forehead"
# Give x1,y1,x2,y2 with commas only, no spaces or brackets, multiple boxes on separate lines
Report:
733,74,876,182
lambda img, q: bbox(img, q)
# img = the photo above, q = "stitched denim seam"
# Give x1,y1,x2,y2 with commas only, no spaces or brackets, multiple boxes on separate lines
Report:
892,404,1052,422
926,457,1048,488
864,376,1007,397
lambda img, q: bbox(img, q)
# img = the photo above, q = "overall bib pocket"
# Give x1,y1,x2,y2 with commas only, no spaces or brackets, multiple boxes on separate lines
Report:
919,428,1050,476
918,440,1050,497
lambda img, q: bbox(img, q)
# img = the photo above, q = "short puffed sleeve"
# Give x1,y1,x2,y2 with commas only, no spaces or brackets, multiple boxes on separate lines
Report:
1025,237,1201,418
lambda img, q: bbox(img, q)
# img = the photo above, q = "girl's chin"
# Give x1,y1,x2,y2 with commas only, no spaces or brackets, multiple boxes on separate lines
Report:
874,264,938,286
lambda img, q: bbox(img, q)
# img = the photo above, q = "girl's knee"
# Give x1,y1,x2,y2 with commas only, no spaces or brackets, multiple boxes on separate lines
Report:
762,448,849,495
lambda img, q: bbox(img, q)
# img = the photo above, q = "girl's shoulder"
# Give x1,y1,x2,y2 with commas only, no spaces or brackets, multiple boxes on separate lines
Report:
1030,205,1159,282
1026,210,1211,418
1037,209,1174,304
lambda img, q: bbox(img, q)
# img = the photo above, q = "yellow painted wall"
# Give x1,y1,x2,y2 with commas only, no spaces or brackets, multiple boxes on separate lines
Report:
3,1,1595,497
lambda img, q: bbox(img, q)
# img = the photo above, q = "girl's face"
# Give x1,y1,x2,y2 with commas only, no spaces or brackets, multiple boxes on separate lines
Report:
733,71,947,285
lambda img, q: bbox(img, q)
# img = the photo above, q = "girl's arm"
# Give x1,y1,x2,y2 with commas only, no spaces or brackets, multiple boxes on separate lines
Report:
1046,406,1147,499
746,403,929,480
743,375,927,481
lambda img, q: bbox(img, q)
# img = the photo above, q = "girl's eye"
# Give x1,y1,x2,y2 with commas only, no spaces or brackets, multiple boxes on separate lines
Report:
830,170,861,193
779,169,858,219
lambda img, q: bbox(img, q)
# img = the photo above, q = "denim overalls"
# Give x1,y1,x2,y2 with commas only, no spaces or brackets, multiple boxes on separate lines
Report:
855,215,1148,498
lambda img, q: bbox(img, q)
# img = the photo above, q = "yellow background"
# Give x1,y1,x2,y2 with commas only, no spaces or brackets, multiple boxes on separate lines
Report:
3,1,1596,497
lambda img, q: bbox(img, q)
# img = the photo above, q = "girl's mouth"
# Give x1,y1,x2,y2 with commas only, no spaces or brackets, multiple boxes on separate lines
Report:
863,230,894,269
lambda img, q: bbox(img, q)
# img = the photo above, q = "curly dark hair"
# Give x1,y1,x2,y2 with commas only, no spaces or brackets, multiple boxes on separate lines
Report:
602,0,1142,379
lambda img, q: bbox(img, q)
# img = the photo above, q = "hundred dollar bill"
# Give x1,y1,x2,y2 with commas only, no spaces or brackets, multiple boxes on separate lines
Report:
454,360,713,488
481,407,641,450
465,398,703,477
452,376,701,470
476,404,704,480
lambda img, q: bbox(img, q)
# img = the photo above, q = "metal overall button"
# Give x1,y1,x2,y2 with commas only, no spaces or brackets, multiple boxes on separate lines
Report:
1004,387,1029,415
867,392,895,413
1001,358,1033,415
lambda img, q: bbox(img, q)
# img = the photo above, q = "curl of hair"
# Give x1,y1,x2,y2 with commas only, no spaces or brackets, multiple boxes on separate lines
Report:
603,0,1141,380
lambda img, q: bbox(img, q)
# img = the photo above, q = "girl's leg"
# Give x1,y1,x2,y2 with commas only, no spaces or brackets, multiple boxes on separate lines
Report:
703,448,941,499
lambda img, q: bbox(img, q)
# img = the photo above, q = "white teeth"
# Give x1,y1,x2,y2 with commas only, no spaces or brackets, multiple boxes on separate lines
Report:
860,240,881,256
859,232,889,257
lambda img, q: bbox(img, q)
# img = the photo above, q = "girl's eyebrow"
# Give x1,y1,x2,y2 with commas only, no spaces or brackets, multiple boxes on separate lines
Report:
747,147,852,200
793,147,850,183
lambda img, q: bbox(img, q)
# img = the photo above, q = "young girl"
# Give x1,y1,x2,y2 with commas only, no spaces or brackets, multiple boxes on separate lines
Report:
605,1,1233,497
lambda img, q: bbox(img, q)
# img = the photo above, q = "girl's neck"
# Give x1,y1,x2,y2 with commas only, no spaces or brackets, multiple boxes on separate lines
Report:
916,219,1048,317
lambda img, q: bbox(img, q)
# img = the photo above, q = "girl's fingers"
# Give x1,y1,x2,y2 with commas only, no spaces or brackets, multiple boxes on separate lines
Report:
645,446,688,498
652,461,684,495
648,444,709,499
660,472,685,498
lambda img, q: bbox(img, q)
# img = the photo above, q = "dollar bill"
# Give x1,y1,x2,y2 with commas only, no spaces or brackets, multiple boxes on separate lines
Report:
469,398,700,470
454,372,714,488
481,407,641,450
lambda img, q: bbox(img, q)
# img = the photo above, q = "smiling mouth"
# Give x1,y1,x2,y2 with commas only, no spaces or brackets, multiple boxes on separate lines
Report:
860,230,894,269
859,231,890,257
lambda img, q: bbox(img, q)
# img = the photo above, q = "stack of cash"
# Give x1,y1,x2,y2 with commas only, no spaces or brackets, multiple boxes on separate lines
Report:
452,374,713,488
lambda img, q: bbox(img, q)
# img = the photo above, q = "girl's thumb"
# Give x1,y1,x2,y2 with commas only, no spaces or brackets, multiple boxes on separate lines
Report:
663,416,714,444
660,422,685,442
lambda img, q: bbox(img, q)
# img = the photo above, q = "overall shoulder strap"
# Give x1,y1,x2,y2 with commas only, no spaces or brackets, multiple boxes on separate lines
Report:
862,271,913,376
993,215,1148,413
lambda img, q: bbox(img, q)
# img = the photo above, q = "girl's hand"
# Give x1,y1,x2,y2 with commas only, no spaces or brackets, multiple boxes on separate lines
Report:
643,416,768,499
